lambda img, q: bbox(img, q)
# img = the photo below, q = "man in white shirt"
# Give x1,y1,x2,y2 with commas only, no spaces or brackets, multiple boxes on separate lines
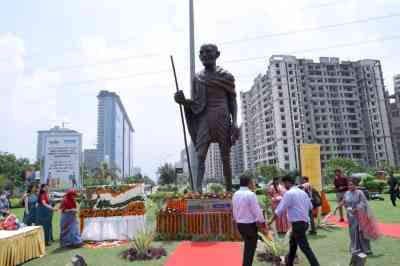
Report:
269,175,320,266
232,176,266,266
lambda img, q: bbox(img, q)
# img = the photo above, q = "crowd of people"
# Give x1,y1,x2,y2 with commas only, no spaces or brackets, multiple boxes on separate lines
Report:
233,170,382,266
0,184,82,249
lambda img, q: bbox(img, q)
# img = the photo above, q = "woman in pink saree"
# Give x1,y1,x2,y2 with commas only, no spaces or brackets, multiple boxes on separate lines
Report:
267,177,289,233
338,177,381,256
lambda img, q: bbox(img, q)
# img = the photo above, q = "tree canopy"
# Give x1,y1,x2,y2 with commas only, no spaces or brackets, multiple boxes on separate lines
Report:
255,164,285,182
0,152,32,190
157,163,177,185
323,157,367,182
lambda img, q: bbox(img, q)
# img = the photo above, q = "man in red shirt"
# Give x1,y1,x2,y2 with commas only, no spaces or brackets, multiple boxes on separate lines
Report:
333,169,348,222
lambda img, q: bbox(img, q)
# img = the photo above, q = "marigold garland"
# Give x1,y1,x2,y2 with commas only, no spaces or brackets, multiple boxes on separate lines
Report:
80,201,145,218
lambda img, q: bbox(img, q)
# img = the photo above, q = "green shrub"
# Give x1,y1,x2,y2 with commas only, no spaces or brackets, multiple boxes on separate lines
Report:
132,230,154,254
207,183,224,194
148,191,182,210
261,195,273,218
322,184,336,193
255,188,264,195
9,197,23,209
360,175,387,193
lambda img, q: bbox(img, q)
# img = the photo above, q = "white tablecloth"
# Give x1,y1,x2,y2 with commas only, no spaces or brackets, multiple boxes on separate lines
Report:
81,216,145,241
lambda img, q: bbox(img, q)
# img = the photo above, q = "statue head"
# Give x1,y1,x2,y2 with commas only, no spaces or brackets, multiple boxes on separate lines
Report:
199,43,220,68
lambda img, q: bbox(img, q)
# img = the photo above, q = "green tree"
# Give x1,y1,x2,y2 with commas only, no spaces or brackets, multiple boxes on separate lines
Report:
33,160,41,171
256,164,285,182
157,163,177,185
0,152,31,191
323,158,366,183
94,161,119,182
126,173,156,186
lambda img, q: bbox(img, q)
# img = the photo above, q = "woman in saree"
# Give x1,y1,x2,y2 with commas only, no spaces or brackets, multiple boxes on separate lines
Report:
23,184,38,225
60,189,83,248
267,176,289,233
337,177,381,256
36,184,56,246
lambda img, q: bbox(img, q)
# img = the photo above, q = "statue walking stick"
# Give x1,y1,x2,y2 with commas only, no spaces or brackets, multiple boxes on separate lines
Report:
170,55,194,190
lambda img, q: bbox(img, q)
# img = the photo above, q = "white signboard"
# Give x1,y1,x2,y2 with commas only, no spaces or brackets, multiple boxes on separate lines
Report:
43,134,81,190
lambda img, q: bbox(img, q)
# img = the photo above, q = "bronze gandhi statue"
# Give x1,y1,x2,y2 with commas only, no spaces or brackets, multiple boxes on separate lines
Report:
174,44,239,192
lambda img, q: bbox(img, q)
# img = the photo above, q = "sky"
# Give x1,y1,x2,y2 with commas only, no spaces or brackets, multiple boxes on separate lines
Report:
0,0,399,179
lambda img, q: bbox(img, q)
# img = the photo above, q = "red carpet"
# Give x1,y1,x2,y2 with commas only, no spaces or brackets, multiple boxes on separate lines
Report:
165,241,242,266
327,215,400,239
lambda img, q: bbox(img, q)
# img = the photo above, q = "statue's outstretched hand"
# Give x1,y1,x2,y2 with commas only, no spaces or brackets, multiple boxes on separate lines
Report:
174,90,186,105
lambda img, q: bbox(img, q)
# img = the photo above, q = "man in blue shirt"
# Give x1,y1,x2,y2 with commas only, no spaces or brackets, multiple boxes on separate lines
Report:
269,175,320,266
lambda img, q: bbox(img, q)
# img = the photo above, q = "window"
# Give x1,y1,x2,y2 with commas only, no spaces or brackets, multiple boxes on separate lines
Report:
284,147,288,153
275,63,279,68
280,100,284,105
276,70,281,75
282,131,287,137
283,140,288,144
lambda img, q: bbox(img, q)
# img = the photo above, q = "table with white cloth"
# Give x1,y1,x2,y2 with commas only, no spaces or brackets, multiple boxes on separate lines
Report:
81,216,145,241
0,226,45,266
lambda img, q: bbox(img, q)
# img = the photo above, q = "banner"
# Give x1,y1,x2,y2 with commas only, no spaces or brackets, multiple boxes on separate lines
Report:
299,144,322,191
43,134,81,190
186,199,232,213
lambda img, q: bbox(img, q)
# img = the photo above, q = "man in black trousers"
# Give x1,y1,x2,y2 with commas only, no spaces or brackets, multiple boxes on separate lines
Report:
269,175,320,266
388,174,400,207
232,176,267,266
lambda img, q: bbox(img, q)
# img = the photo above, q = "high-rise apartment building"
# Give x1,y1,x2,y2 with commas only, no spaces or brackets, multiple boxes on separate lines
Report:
387,74,400,166
231,125,245,178
241,55,394,172
204,143,223,182
394,74,400,94
97,90,134,178
179,138,244,185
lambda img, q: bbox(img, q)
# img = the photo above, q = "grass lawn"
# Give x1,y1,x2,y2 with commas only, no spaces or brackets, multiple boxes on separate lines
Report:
9,193,400,266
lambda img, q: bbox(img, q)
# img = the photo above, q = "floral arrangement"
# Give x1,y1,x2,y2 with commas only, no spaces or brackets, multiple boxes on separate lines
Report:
79,184,146,219
80,201,145,218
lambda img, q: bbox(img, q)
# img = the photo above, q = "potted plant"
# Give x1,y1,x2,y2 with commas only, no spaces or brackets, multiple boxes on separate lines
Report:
257,230,290,266
120,229,166,261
